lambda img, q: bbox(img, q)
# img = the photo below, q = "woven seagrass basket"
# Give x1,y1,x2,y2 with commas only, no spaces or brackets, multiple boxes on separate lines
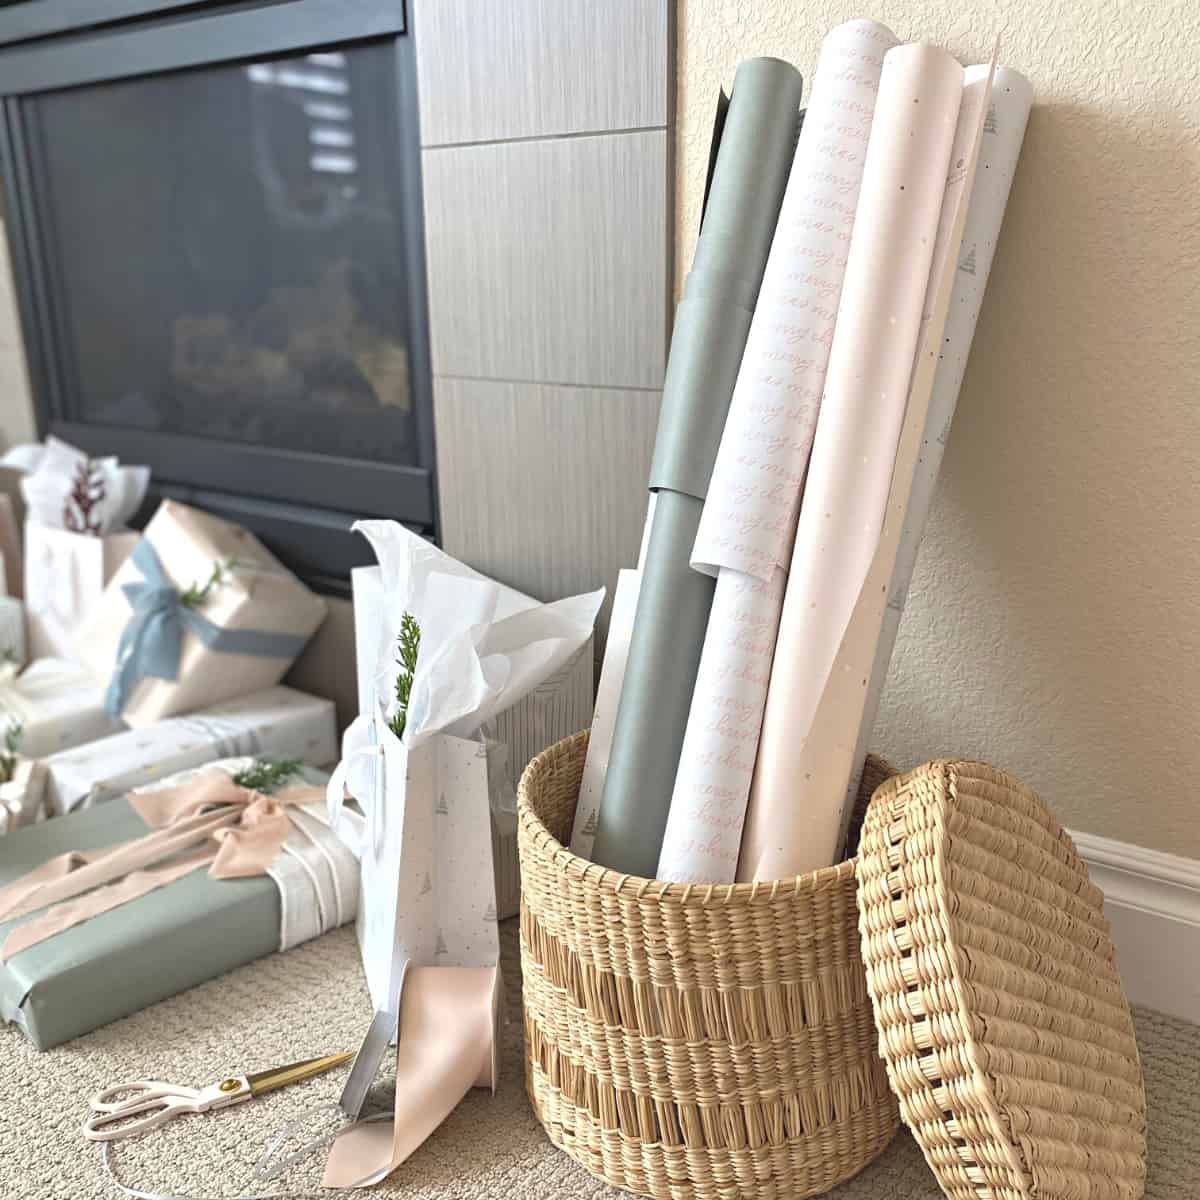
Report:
517,731,1147,1200
518,730,900,1199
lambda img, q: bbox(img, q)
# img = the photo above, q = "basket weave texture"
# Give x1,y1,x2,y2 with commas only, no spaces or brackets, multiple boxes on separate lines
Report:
518,730,900,1200
857,761,1147,1200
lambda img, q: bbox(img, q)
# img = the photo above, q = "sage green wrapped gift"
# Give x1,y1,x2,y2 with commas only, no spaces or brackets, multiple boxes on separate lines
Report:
0,761,348,1050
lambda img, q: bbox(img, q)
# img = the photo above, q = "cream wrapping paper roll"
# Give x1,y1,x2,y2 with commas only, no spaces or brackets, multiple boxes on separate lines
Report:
843,65,1032,828
739,45,972,881
569,568,640,858
657,18,899,883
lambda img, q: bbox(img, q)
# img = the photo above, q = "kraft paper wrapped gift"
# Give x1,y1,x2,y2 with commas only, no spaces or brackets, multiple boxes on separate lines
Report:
0,658,123,761
76,499,327,726
43,684,337,815
24,522,138,662
0,758,354,1050
351,563,594,919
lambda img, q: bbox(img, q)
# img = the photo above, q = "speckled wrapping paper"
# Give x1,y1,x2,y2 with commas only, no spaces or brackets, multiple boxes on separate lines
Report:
741,46,994,880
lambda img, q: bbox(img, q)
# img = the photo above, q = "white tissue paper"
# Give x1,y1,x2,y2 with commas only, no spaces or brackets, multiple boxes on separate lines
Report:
328,520,602,1012
11,437,149,534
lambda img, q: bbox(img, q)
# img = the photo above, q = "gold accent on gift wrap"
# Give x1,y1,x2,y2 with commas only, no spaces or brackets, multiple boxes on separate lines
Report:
517,731,899,1200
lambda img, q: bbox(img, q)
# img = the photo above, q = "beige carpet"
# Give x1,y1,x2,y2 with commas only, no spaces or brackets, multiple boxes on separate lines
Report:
1,922,1197,1199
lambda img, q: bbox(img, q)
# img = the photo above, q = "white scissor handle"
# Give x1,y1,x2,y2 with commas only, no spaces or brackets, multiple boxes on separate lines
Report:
82,1077,251,1142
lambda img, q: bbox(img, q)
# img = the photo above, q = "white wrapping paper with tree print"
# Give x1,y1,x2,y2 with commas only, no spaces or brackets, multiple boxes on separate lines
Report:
44,684,338,815
330,520,602,1012
656,19,898,883
741,50,996,880
844,65,1032,825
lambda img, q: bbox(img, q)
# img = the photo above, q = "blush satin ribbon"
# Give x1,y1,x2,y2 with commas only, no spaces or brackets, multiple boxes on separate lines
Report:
0,770,325,960
323,965,501,1189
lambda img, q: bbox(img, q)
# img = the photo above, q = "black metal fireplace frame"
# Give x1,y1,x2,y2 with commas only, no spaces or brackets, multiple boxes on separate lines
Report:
0,0,434,593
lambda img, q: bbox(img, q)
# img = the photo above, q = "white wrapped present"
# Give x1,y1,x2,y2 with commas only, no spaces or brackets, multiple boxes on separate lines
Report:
44,684,338,815
76,499,327,727
0,596,24,666
24,523,138,662
0,658,123,760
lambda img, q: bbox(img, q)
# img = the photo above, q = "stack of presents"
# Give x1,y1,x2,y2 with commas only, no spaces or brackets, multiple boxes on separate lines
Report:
0,438,596,1050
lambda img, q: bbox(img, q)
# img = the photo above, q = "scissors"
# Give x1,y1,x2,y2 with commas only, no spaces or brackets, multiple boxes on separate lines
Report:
82,1052,354,1142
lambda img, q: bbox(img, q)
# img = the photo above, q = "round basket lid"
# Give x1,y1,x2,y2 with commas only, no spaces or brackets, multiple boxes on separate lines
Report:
855,760,1147,1200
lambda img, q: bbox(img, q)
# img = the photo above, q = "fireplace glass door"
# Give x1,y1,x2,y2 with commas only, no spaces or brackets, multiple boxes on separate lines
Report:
0,1,432,587
36,43,416,466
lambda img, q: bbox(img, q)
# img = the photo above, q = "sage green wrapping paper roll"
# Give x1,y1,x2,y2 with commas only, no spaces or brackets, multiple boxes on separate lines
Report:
591,58,803,877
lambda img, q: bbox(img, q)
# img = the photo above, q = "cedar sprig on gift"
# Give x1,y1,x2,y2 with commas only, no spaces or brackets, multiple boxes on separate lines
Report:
0,722,22,784
180,558,236,608
62,459,106,536
232,758,302,793
388,613,421,741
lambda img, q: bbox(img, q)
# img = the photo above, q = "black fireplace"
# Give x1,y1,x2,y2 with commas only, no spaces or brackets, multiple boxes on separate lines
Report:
0,0,434,593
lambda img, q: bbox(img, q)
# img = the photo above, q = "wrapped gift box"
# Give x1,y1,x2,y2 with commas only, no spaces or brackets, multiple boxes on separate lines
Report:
0,759,48,834
44,685,337,815
0,758,351,1049
0,658,124,761
25,523,138,662
0,595,25,665
352,563,594,918
77,499,327,726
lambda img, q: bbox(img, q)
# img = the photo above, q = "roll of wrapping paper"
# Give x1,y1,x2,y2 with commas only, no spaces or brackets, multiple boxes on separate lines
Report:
657,19,898,884
568,568,639,858
590,58,803,876
841,65,1031,830
739,44,978,882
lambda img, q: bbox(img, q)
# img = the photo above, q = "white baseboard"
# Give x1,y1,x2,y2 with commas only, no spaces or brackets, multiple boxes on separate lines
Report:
1070,829,1200,1023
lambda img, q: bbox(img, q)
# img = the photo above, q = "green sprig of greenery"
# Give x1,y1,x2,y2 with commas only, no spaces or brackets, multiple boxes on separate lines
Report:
232,758,302,793
180,558,236,608
387,613,421,741
0,722,23,785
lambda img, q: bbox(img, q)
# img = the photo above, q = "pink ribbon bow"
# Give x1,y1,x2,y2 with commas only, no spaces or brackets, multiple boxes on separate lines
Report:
0,769,323,961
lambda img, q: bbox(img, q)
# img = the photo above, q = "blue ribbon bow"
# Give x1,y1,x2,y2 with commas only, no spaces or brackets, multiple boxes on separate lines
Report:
105,538,310,716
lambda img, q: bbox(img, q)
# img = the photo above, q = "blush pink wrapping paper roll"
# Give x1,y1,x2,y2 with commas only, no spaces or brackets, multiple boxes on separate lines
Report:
656,19,898,884
739,45,979,882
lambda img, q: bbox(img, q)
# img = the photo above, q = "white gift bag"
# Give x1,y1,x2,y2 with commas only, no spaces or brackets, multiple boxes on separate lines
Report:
24,523,137,662
329,520,602,1012
329,718,496,1012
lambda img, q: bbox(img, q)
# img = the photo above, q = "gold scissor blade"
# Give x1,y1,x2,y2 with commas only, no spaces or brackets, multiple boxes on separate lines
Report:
246,1052,355,1097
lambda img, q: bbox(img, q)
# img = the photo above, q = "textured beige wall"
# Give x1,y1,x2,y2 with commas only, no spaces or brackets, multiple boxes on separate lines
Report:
677,0,1200,855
